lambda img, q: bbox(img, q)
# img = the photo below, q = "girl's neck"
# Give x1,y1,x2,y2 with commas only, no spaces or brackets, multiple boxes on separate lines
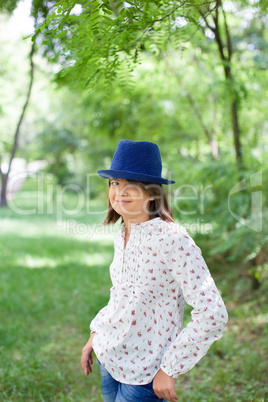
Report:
123,214,150,234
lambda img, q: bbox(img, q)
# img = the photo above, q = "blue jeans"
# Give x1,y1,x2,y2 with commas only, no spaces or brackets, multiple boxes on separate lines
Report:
98,360,168,402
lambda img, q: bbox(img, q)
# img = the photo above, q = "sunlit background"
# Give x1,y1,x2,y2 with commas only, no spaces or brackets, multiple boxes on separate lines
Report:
0,0,267,400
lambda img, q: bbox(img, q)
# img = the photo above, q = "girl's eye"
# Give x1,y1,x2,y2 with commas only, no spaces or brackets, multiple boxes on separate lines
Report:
110,181,118,186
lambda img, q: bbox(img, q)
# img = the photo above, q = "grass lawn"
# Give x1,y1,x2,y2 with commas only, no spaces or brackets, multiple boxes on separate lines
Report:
0,182,267,401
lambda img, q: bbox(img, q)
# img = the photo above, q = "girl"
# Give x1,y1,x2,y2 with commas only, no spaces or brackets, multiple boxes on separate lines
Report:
81,140,228,402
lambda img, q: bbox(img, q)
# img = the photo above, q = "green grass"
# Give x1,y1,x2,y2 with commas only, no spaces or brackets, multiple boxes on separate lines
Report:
0,182,267,401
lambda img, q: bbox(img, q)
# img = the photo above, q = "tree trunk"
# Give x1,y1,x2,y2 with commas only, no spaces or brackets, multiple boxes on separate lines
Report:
199,1,243,165
0,172,8,207
160,52,219,160
231,98,242,161
0,41,35,207
210,130,218,160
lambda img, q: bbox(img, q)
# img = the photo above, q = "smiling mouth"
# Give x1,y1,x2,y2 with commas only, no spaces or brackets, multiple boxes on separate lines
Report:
116,200,131,204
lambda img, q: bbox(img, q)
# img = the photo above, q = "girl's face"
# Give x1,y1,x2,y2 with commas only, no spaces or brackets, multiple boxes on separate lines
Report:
109,178,153,221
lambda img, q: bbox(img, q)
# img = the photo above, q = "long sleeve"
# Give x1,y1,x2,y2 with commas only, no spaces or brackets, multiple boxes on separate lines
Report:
89,305,109,334
159,226,228,378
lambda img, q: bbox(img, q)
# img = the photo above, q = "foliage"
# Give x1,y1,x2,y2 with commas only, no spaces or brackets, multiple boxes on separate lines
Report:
171,157,268,286
31,0,268,91
0,0,21,14
32,0,219,88
0,2,267,272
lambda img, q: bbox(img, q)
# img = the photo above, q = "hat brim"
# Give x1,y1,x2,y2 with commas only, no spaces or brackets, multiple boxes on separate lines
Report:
97,170,175,185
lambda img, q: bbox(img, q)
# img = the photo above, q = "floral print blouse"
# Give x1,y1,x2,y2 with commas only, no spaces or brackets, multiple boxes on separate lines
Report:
90,217,228,385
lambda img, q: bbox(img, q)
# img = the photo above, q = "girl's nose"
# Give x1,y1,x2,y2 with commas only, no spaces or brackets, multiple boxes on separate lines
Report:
116,183,128,196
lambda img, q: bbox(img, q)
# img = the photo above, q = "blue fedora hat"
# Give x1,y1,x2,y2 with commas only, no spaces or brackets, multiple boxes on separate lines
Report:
97,140,175,185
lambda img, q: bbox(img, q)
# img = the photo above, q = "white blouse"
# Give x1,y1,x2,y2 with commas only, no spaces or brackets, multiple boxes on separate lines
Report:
90,217,228,385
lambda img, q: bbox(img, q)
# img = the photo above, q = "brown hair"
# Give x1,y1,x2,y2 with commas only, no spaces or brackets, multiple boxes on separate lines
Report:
102,179,175,225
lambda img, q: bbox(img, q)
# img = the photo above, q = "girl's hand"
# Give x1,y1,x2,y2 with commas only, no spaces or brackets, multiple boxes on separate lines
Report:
153,369,178,402
81,332,96,375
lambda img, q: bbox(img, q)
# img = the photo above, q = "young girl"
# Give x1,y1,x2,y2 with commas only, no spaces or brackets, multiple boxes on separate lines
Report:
81,140,228,402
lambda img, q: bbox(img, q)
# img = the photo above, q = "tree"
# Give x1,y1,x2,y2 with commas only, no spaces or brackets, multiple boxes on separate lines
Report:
0,41,35,206
0,0,55,206
34,0,266,167
0,0,38,206
34,0,218,86
197,0,242,164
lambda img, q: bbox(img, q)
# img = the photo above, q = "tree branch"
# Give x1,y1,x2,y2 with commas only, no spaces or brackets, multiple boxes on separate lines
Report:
186,91,212,142
7,41,36,175
197,8,216,33
160,51,212,143
212,1,229,66
221,1,232,61
151,1,216,24
122,1,218,53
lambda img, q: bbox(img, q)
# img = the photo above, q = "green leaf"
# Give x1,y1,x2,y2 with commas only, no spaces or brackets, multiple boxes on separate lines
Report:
102,16,114,26
40,22,46,32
